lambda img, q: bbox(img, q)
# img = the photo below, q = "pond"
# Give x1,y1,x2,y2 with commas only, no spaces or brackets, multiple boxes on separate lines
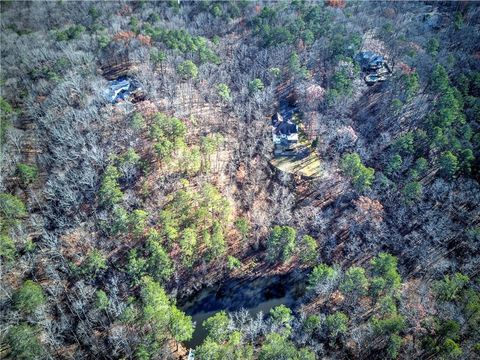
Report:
180,272,305,349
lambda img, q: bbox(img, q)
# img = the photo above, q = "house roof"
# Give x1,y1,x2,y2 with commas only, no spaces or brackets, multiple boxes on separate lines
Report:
275,120,298,136
105,77,138,103
111,79,130,91
272,112,283,125
355,51,384,67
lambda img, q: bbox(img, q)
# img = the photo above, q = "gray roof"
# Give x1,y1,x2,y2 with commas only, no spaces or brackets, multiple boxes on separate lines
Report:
355,51,384,68
272,112,283,125
275,120,298,136
105,77,134,103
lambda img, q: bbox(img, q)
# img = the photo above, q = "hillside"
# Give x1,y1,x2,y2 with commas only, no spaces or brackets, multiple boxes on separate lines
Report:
1,1,479,360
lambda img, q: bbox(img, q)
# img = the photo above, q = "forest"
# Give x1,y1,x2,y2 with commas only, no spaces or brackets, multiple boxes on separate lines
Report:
0,1,479,359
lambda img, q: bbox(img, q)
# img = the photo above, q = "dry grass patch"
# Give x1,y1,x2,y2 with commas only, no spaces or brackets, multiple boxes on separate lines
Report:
271,152,322,178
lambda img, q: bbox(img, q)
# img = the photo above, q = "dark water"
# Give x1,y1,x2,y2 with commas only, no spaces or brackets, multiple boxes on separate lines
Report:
180,273,304,349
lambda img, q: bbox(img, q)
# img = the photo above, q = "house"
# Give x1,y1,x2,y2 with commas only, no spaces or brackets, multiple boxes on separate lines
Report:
354,51,385,72
354,51,392,85
105,77,137,103
272,112,299,156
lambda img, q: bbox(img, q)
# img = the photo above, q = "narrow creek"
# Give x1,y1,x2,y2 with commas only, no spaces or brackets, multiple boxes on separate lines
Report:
180,272,306,348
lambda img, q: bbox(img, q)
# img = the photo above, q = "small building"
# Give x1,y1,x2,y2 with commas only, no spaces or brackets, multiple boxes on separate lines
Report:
272,112,299,156
422,11,443,30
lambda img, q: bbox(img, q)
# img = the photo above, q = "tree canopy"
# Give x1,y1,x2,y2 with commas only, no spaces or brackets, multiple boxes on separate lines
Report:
13,280,45,313
341,153,375,193
266,225,297,263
